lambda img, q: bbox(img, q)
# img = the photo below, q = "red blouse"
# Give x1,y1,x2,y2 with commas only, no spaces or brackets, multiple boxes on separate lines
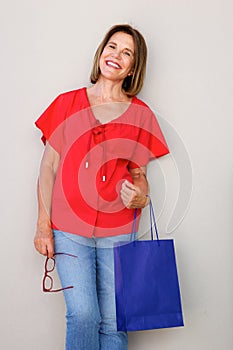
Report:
35,87,169,237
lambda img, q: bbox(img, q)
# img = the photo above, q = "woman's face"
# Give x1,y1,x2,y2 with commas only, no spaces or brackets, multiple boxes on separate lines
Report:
99,31,135,83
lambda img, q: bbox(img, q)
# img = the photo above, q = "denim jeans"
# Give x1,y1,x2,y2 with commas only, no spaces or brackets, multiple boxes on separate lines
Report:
53,230,131,350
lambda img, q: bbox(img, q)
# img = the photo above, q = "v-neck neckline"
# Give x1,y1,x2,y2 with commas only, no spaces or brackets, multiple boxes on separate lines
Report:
83,87,135,126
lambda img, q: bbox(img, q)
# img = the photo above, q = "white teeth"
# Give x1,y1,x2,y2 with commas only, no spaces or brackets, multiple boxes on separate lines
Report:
106,61,120,69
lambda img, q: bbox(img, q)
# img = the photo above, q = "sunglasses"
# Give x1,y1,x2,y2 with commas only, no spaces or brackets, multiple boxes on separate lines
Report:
43,252,78,293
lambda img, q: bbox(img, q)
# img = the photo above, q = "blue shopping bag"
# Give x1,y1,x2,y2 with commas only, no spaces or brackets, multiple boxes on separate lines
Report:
114,201,184,332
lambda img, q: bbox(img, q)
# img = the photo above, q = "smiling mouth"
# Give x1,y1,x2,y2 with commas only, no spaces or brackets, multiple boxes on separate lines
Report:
106,60,121,69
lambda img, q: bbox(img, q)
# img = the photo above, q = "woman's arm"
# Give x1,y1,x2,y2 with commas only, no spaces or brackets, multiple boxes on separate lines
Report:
34,144,60,257
120,166,150,209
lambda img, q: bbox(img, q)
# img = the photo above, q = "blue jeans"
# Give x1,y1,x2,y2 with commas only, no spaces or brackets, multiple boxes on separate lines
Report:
53,230,130,350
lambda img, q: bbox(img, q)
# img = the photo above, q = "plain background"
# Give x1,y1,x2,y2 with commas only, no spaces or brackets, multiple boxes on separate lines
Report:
1,0,233,349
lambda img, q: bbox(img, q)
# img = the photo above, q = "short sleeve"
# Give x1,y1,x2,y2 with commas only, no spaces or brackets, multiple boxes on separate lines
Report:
35,94,67,152
128,111,169,169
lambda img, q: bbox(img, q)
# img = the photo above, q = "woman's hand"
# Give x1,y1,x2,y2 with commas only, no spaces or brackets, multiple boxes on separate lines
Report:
34,220,54,258
120,180,149,209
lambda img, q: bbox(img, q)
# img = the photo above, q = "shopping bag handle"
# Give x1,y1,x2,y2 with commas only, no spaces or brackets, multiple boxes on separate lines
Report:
132,196,160,242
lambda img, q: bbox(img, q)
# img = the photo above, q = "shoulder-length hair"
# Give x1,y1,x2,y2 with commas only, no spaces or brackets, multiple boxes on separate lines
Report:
90,24,147,97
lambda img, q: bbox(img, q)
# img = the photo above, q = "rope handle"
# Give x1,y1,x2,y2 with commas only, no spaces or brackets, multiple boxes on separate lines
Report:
131,195,160,241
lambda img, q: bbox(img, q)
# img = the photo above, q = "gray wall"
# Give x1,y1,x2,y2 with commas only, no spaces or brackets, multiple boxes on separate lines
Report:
1,0,233,349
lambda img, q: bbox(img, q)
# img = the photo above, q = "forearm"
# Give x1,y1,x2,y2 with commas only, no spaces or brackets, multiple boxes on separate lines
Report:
34,166,56,257
37,164,56,225
34,144,59,256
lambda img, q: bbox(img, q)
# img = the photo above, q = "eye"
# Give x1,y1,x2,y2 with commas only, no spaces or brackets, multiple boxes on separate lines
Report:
108,44,116,49
123,51,131,57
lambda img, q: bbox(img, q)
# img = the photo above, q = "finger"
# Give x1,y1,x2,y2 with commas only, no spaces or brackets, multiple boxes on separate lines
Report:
34,239,44,254
46,241,54,258
120,192,135,207
120,190,128,202
35,243,47,256
124,180,137,191
120,190,132,206
41,246,49,256
121,182,137,195
34,238,53,257
120,194,130,206
36,239,48,256
120,189,132,199
121,193,139,209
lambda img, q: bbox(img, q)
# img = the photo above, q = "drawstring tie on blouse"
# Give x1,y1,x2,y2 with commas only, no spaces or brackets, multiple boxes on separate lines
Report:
85,124,107,182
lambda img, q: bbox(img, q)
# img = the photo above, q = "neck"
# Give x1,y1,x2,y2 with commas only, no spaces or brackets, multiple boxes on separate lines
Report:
89,77,129,102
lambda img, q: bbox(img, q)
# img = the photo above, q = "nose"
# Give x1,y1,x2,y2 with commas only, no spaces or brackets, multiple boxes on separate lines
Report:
111,49,121,59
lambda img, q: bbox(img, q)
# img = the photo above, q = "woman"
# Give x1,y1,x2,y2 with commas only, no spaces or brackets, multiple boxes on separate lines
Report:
34,24,169,350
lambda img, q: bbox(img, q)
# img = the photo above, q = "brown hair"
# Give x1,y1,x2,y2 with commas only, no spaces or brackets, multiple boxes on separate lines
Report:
90,24,147,97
